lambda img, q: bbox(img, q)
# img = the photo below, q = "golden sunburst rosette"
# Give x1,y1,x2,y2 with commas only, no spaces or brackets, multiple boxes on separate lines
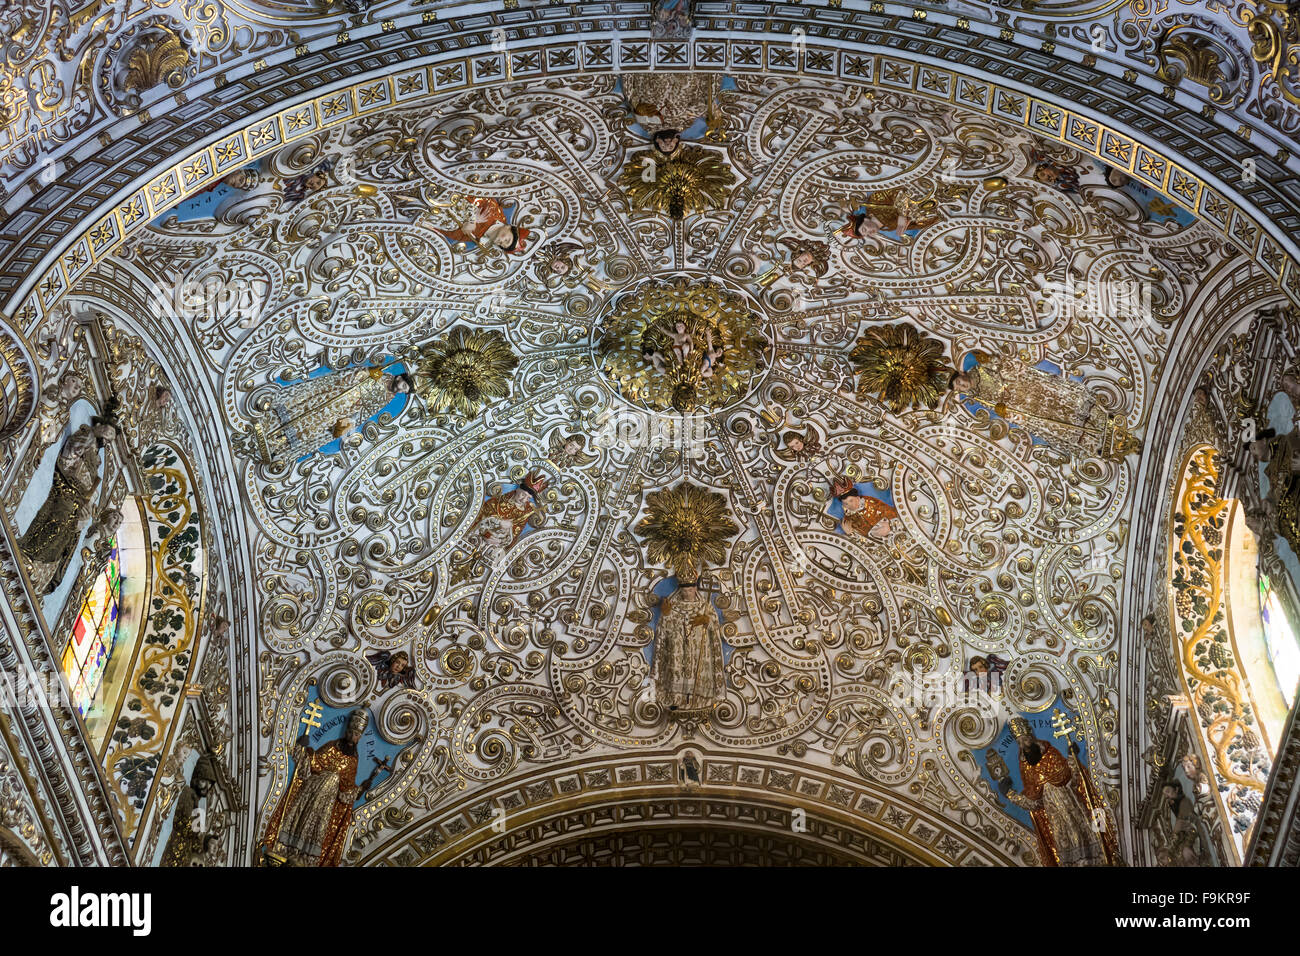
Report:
619,145,736,220
849,323,952,413
414,326,518,418
635,481,740,580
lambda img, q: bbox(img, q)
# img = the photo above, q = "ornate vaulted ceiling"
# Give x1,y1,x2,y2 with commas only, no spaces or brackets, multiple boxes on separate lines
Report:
3,0,1300,871
46,70,1262,865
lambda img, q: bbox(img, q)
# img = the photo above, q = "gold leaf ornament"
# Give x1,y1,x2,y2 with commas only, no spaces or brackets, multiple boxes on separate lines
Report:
619,145,736,220
414,327,519,418
635,481,740,579
123,25,194,94
849,322,952,413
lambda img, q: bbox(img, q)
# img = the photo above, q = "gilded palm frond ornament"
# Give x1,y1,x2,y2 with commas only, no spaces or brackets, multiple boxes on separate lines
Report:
414,327,518,418
849,323,952,412
105,19,197,115
619,145,735,219
124,26,192,93
635,481,739,579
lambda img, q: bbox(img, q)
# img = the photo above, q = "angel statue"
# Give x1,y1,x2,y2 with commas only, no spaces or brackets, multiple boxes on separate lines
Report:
430,194,530,255
367,649,417,691
546,431,598,470
534,241,583,286
960,654,1009,695
951,352,1140,461
18,406,121,595
757,237,831,289
775,426,823,463
840,186,943,241
534,242,610,294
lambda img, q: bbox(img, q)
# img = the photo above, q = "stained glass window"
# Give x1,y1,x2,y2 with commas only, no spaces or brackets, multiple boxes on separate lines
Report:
62,541,121,717
1259,573,1300,709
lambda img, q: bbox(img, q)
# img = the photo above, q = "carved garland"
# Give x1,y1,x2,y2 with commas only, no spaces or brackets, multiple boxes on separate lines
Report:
1167,445,1271,851
101,442,204,841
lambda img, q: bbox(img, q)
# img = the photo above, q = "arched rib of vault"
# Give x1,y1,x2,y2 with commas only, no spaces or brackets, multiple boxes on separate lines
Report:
361,750,1028,867
0,315,37,442
1117,253,1291,863
6,19,1299,325
2,3,1294,224
61,261,261,864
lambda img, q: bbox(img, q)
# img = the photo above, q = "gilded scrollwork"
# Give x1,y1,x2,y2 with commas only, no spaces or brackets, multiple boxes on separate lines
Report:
39,69,1281,866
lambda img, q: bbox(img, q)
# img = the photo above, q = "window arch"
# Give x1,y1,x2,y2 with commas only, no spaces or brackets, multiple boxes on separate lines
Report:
1257,573,1300,711
1168,443,1300,857
99,442,206,849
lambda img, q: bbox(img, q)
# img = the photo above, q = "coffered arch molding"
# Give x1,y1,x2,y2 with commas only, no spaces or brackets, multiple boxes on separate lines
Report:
473,816,886,866
49,273,260,864
362,751,1031,867
8,20,1300,327
1,2,1295,223
1117,258,1290,862
437,796,930,866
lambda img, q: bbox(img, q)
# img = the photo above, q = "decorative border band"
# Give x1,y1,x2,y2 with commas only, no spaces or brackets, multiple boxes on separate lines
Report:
15,38,1298,331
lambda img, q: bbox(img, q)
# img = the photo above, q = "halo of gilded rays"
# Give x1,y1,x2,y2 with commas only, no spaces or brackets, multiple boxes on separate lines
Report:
414,327,519,418
849,323,953,413
618,145,735,220
597,277,769,413
635,480,740,580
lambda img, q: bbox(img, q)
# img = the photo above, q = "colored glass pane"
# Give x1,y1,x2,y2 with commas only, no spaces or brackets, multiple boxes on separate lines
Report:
1259,574,1300,708
61,541,122,717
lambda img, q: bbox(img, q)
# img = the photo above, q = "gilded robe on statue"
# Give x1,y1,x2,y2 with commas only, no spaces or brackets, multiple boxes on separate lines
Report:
18,422,111,594
845,187,942,238
1257,429,1300,556
830,475,897,539
246,366,409,467
261,709,377,867
952,353,1139,461
468,472,547,559
451,472,548,586
431,196,529,254
653,584,725,715
1000,718,1118,866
